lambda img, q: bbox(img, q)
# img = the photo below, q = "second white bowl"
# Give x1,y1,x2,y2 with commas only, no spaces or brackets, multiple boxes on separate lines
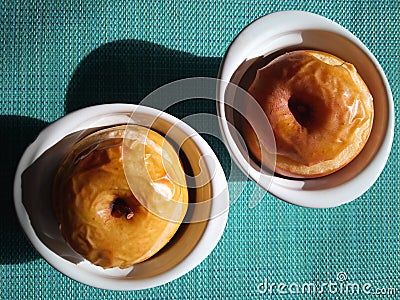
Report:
217,11,394,208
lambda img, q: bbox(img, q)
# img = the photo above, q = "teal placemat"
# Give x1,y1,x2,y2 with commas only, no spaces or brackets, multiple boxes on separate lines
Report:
1,0,399,299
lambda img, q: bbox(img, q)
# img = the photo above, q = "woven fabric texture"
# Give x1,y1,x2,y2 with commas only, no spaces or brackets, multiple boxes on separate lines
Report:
1,0,399,299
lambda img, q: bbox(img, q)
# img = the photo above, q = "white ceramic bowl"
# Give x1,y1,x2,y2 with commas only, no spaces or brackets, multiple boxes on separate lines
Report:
217,11,394,208
14,104,229,290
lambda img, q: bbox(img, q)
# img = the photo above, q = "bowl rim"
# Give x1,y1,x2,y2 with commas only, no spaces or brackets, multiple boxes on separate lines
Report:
217,10,394,208
13,103,229,290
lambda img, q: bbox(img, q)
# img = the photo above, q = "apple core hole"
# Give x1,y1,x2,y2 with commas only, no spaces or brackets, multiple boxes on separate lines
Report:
111,197,134,219
288,97,314,128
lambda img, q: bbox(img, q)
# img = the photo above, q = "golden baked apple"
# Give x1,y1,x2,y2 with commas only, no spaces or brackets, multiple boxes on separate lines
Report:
52,125,188,269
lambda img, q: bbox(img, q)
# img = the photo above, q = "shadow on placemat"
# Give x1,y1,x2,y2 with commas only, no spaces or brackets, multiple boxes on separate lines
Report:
65,39,222,116
0,116,47,264
65,39,231,174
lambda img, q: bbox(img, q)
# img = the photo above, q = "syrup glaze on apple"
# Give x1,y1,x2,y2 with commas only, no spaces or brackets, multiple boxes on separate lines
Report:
52,126,188,269
228,50,374,178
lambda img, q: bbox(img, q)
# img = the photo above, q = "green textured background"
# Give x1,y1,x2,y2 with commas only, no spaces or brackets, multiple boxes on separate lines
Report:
1,0,399,299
